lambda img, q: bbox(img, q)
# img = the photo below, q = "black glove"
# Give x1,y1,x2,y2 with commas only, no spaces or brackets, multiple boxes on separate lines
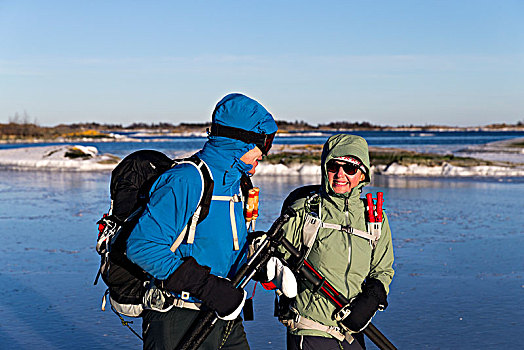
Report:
161,256,244,318
340,278,388,333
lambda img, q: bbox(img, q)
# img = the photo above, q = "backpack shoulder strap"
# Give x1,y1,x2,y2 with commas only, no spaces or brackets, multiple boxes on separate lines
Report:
280,184,320,216
186,155,214,223
169,156,214,252
300,191,322,260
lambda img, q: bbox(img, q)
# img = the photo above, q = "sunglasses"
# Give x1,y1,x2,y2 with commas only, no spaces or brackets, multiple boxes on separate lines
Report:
326,160,361,175
209,124,276,156
256,132,275,156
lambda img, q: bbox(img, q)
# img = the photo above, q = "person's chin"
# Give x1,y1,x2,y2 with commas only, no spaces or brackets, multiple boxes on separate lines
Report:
249,162,258,175
333,185,349,193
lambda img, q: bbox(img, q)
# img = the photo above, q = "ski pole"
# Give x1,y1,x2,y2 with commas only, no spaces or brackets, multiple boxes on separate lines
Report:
279,238,397,350
174,209,294,350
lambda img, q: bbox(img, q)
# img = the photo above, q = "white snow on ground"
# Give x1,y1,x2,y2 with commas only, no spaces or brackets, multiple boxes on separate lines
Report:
374,162,524,177
255,162,524,177
1,144,524,176
0,145,119,171
256,163,322,176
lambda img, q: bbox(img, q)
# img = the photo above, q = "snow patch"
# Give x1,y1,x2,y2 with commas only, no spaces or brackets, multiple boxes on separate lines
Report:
378,162,524,177
256,163,322,177
2,145,524,177
0,145,120,171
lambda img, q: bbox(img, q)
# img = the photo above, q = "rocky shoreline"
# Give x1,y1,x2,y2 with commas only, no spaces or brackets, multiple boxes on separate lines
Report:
1,139,523,177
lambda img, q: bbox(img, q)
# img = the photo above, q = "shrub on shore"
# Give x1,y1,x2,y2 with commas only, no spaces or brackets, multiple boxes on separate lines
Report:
262,145,494,167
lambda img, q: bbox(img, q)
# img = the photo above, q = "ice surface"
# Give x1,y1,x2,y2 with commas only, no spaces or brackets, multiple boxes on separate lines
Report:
1,172,522,349
455,136,524,164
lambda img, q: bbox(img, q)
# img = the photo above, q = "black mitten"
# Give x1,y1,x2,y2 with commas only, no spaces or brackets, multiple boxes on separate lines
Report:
161,256,244,318
340,278,388,333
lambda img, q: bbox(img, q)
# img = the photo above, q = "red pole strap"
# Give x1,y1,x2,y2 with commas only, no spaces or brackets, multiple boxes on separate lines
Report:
303,261,342,303
320,285,344,308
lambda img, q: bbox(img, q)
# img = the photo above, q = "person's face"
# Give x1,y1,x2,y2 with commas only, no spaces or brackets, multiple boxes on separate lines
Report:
327,160,366,194
240,146,263,175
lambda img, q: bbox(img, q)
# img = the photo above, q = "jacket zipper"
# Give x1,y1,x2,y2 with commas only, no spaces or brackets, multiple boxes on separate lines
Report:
344,197,349,226
344,197,351,264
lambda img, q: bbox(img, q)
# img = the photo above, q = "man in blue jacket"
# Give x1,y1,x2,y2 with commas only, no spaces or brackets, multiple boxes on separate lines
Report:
126,93,278,350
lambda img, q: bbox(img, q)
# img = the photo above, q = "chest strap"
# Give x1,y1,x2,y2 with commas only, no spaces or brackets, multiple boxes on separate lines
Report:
170,194,242,253
302,215,381,251
212,194,242,250
320,222,380,246
303,194,382,250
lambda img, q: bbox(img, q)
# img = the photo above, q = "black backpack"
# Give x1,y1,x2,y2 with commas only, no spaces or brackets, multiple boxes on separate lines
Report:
94,150,214,318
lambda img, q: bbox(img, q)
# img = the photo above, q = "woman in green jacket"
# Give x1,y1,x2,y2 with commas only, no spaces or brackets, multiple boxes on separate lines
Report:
276,134,394,350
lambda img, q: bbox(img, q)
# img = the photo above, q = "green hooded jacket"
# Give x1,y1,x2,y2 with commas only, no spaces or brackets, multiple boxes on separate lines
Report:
281,134,395,338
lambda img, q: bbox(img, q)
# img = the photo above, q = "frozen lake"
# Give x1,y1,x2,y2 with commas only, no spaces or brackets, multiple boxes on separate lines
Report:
0,169,522,349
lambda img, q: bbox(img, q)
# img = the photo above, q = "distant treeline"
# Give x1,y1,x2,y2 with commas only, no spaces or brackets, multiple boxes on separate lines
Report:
1,123,60,139
41,120,384,131
0,120,386,137
1,119,523,140
54,119,524,131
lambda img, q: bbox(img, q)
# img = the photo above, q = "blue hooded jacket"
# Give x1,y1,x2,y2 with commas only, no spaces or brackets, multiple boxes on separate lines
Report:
126,94,278,281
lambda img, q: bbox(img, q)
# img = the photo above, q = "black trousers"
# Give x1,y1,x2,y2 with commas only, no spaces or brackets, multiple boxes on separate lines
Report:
287,332,365,350
142,307,250,350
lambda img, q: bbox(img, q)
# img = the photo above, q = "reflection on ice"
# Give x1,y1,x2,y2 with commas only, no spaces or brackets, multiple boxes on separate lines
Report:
371,174,524,188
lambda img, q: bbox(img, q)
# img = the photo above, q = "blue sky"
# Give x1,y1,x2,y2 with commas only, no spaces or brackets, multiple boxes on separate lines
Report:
1,0,523,126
